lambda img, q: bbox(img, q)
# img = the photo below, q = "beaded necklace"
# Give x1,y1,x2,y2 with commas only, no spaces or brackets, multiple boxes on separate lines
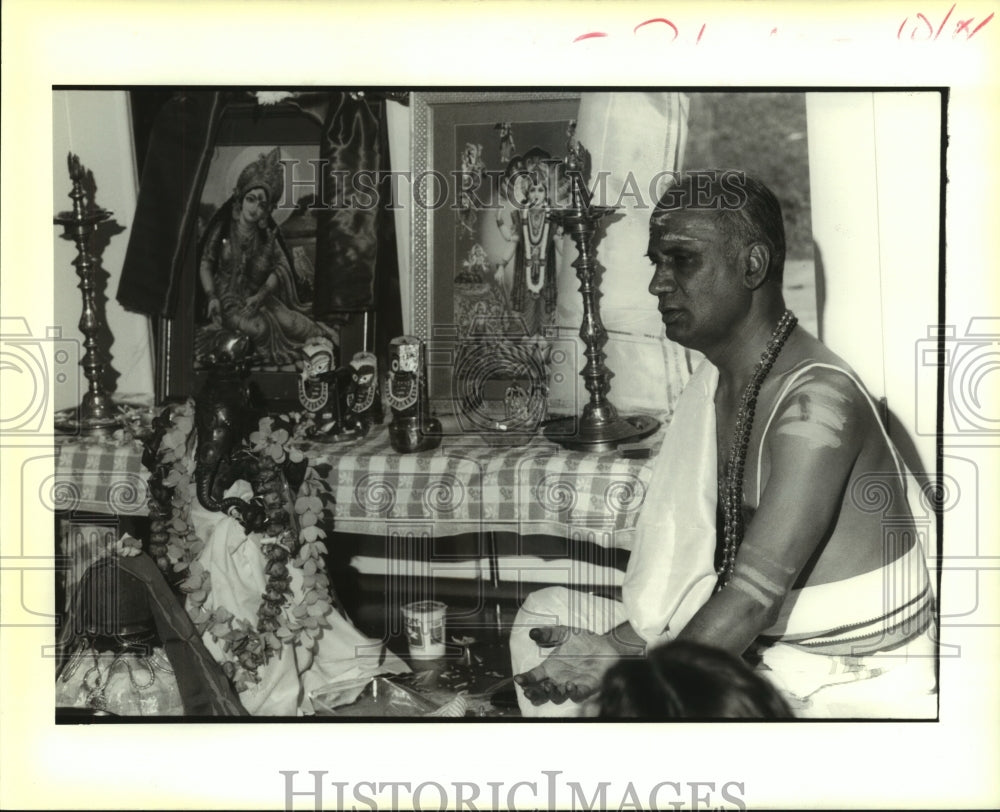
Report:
716,309,798,590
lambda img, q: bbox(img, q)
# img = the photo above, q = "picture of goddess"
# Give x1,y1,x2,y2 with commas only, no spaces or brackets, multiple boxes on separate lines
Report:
196,146,337,368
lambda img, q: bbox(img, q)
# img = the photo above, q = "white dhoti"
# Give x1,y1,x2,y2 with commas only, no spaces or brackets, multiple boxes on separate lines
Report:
754,540,938,719
757,628,938,719
511,359,939,719
510,361,720,717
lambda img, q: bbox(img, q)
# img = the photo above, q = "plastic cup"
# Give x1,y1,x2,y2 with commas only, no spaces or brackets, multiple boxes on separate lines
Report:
401,600,447,660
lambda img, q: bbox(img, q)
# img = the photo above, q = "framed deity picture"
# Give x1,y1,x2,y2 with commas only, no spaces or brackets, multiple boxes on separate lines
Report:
153,98,359,405
410,91,581,426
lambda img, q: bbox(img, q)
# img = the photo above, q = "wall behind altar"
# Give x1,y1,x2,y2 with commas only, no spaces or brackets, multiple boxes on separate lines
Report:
806,91,940,482
52,90,155,411
684,92,817,338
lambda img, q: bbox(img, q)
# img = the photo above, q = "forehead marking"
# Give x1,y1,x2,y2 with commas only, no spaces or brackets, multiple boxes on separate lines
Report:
655,234,702,242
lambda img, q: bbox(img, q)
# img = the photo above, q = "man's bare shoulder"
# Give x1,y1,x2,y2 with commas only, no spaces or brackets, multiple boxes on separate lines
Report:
777,327,861,375
771,329,876,417
766,360,874,456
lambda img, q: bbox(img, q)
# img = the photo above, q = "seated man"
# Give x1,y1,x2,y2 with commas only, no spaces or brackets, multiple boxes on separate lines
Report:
511,171,937,718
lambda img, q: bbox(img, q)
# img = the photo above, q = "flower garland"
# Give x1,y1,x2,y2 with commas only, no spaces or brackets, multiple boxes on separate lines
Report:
144,400,202,577
143,404,338,693
245,418,340,654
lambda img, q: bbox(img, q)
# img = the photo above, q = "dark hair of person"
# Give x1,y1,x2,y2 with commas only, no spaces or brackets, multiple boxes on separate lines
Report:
650,170,787,285
597,640,795,720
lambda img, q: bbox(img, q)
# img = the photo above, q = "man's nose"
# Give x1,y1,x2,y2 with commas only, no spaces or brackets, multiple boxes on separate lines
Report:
648,266,677,296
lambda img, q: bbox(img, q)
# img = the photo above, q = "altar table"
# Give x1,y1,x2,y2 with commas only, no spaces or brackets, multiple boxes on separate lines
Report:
54,413,670,597
56,415,667,534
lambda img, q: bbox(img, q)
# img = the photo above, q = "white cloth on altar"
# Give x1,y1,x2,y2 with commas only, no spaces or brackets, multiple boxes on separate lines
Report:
190,481,407,716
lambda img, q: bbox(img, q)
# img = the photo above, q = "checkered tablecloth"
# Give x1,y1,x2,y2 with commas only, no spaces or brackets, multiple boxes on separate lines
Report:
53,434,151,516
54,415,669,549
307,418,668,548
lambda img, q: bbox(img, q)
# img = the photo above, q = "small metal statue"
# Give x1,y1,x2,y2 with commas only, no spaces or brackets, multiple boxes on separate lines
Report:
385,336,441,453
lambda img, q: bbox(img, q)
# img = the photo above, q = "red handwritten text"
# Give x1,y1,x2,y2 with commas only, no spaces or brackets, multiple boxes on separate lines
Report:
575,17,703,45
573,7,994,45
897,4,994,40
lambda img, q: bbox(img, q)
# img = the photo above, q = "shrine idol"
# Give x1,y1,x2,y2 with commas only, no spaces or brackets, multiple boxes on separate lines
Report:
385,335,441,453
344,351,382,436
297,336,351,436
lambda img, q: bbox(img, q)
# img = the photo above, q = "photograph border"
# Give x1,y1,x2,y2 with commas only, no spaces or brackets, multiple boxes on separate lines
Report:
4,0,999,807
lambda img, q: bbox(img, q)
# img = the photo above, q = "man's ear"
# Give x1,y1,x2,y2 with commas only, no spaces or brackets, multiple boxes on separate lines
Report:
744,243,770,290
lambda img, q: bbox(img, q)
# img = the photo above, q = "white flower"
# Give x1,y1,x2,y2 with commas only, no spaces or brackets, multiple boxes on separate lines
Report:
112,533,141,557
